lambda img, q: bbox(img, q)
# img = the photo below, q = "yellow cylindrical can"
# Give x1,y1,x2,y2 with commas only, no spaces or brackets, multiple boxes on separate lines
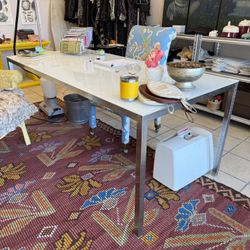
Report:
120,75,139,101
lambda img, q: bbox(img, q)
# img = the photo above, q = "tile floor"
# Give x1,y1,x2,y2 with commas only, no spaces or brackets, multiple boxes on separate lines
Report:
23,84,250,198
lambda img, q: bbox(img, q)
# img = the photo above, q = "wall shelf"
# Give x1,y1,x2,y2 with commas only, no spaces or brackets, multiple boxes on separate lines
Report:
194,104,250,126
206,70,250,84
176,34,250,46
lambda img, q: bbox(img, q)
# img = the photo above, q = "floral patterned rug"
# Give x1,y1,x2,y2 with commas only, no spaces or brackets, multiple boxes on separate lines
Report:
0,112,250,250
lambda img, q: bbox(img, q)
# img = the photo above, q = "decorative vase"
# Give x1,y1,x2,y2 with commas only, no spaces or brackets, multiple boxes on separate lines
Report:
147,66,163,82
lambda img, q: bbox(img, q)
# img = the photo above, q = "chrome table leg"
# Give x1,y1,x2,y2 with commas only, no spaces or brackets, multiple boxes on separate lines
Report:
134,117,148,236
212,83,238,175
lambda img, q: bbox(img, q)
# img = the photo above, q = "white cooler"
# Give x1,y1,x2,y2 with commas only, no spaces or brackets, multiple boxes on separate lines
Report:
153,127,214,191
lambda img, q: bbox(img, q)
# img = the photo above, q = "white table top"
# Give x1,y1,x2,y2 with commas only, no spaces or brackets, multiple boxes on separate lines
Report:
8,51,238,118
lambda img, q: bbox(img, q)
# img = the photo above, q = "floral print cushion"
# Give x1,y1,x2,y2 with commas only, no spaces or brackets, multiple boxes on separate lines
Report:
0,89,38,137
126,25,176,65
0,70,23,88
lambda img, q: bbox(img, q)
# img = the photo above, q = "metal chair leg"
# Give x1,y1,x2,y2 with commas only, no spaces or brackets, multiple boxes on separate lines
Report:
154,117,161,132
121,115,130,153
19,122,31,145
89,104,96,136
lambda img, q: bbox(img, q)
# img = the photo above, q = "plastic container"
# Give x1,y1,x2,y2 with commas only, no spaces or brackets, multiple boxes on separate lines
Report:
64,94,89,124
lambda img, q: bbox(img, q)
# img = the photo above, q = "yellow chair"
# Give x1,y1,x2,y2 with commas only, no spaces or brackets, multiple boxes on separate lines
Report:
0,70,37,145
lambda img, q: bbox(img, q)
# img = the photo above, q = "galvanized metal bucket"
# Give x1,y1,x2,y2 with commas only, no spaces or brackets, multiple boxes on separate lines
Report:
64,94,89,124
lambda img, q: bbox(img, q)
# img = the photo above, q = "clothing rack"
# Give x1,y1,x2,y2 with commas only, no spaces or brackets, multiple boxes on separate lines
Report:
64,0,150,46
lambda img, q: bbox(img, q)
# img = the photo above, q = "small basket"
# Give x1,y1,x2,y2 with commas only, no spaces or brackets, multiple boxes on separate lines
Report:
207,100,221,110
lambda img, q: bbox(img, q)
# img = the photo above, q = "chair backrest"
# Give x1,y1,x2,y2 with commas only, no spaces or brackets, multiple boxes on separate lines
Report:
0,70,23,89
126,25,176,65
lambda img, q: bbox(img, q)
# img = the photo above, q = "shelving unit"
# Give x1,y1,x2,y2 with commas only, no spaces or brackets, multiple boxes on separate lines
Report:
176,34,250,46
205,70,250,84
175,34,250,125
194,104,250,126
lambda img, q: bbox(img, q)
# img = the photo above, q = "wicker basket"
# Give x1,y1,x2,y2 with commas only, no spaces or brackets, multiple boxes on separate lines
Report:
207,100,222,110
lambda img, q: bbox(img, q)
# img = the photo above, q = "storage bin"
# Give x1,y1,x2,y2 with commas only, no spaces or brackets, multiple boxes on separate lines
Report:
64,94,89,124
207,100,221,110
153,127,214,191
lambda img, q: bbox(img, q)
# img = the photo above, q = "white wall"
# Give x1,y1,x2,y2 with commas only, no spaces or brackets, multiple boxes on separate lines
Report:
0,0,52,42
147,0,164,26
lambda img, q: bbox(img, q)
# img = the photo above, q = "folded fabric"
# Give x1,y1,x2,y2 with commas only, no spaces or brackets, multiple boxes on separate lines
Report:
204,56,250,74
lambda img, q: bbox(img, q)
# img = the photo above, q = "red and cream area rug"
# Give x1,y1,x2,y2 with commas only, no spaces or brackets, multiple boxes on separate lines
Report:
0,114,249,250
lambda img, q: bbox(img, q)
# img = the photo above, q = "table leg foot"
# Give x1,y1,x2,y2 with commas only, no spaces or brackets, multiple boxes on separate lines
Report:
154,118,161,132
154,124,161,133
89,128,96,136
121,143,128,154
134,227,144,237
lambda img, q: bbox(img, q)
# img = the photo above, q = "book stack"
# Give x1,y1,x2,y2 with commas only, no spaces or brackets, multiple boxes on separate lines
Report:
60,27,93,55
17,29,34,40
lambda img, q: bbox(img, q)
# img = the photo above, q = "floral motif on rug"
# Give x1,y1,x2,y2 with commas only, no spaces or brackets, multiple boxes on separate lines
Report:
0,113,249,249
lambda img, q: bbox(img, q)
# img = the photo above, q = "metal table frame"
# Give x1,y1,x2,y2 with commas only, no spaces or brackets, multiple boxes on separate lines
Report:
7,57,238,236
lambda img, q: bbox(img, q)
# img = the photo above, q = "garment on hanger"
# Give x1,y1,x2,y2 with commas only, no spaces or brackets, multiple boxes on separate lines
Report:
119,0,127,21
64,0,78,23
109,0,115,21
64,0,150,46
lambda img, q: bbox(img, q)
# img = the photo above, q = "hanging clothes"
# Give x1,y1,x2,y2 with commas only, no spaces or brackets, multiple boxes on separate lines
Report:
109,0,115,21
119,0,127,22
64,0,150,46
126,0,138,36
64,0,78,23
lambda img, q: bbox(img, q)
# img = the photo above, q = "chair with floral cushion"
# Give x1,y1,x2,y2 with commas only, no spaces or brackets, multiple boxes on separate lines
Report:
0,70,38,145
122,25,176,151
89,25,176,152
